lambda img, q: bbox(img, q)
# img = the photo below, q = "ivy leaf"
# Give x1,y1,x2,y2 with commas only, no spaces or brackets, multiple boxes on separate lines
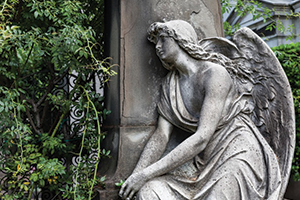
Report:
34,11,39,18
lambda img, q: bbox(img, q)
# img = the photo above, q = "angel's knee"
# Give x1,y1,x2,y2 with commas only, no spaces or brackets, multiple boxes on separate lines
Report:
136,177,178,200
136,179,161,200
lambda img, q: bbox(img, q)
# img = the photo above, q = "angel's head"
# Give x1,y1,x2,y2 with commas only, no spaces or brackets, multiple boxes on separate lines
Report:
147,20,229,71
147,20,198,46
147,20,202,70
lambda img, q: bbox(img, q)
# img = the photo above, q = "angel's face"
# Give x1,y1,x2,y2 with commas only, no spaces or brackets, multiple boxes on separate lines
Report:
155,33,180,67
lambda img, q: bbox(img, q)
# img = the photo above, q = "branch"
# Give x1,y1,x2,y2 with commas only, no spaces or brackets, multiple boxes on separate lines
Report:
53,68,69,85
48,111,60,134
26,98,37,113
40,99,49,127
36,84,53,108
22,96,42,134
51,113,66,138
36,70,56,107
24,43,34,68
38,68,69,125
15,0,23,23
24,104,40,135
47,63,55,79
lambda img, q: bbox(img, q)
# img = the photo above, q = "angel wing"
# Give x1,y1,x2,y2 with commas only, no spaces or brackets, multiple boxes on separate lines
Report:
200,27,295,199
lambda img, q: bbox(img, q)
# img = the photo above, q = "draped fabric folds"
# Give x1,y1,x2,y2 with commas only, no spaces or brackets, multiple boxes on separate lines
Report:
138,71,282,200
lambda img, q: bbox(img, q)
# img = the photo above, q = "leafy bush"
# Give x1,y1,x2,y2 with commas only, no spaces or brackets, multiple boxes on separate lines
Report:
272,43,300,181
0,0,115,199
221,0,300,40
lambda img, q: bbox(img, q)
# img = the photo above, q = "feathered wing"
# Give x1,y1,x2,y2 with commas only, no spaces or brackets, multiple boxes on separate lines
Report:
232,28,295,199
200,27,295,198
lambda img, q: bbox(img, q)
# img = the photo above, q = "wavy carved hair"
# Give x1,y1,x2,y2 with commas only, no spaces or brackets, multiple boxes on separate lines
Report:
147,21,255,85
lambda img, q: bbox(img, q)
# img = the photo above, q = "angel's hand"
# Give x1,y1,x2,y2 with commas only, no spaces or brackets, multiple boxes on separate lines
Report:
119,171,148,200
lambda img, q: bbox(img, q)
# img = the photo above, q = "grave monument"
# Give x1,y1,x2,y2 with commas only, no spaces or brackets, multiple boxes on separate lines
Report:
119,20,295,200
101,1,295,199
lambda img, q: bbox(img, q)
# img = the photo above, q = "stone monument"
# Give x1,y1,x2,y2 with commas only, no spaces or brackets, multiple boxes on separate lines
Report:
101,1,294,200
119,20,295,200
101,1,224,199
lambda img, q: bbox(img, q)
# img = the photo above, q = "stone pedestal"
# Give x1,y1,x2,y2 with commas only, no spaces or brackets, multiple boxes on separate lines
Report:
100,0,224,198
285,178,300,200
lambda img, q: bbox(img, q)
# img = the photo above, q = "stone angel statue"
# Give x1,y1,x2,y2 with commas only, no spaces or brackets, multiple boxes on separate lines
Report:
119,20,295,200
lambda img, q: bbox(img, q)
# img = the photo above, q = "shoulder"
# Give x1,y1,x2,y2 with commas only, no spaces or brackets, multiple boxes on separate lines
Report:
201,62,233,94
202,62,231,82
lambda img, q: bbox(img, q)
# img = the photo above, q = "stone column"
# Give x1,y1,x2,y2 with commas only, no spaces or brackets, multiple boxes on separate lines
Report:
101,0,224,198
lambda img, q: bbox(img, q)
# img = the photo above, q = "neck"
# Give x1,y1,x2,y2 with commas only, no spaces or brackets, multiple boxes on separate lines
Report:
173,51,200,77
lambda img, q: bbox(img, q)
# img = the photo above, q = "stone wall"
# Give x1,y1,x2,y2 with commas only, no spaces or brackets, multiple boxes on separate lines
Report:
101,0,224,198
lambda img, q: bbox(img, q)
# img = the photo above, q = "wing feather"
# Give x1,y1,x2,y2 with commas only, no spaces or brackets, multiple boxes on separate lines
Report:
232,27,295,198
199,28,295,198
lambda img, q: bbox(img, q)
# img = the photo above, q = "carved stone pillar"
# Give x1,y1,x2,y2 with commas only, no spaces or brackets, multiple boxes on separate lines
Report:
100,0,224,198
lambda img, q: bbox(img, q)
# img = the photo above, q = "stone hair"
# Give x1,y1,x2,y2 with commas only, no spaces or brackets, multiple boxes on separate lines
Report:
147,21,254,84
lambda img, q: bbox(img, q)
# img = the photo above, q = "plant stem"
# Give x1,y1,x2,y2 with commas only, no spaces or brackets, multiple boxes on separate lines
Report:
89,133,101,200
51,113,65,138
73,98,89,199
27,184,34,200
0,0,8,15
84,88,102,200
74,86,103,200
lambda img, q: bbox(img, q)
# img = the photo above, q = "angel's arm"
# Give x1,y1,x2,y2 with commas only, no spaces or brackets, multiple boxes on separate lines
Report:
119,116,173,199
120,66,233,199
142,67,232,178
132,115,173,174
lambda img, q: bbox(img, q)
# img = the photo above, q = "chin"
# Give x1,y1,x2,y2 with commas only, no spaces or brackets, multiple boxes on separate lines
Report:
160,56,173,63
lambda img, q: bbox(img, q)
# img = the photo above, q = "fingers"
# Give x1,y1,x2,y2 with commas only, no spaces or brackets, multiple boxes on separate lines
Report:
129,190,136,200
119,182,130,199
119,183,126,198
123,186,131,199
119,183,136,200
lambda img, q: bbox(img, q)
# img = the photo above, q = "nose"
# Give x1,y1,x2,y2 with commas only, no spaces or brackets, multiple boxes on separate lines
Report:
156,40,162,51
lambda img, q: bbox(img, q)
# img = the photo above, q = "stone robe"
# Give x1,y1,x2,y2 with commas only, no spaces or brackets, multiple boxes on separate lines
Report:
137,71,282,200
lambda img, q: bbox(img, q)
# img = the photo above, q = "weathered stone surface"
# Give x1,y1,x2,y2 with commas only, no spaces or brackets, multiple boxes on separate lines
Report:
102,0,295,199
285,178,300,199
118,20,295,200
119,0,223,126
102,0,224,186
101,0,224,199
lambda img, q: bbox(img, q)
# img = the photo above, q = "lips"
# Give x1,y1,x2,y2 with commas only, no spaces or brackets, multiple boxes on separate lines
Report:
156,49,163,56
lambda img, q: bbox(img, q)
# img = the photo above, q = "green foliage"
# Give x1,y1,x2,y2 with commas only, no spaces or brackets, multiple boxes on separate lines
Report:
221,0,300,40
115,179,125,187
0,0,115,199
272,43,300,181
